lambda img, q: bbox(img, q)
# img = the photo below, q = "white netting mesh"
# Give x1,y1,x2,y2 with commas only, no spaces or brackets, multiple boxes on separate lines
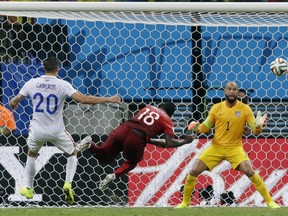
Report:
0,2,288,207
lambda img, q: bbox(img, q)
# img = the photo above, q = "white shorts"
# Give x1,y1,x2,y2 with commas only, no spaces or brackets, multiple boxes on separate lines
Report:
27,130,75,155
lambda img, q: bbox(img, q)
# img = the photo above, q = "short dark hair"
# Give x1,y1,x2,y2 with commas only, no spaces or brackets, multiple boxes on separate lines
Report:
43,56,60,72
238,88,247,95
238,88,249,104
158,102,176,117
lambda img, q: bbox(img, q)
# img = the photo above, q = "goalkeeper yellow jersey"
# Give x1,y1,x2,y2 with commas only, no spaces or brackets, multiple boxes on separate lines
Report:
199,100,255,147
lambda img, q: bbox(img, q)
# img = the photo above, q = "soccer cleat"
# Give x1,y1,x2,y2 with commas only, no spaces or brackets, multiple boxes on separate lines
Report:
99,173,116,190
19,187,34,199
268,201,280,209
175,202,189,209
76,135,92,152
63,181,74,205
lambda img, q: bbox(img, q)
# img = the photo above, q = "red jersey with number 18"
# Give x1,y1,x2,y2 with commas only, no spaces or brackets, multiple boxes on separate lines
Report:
123,105,174,138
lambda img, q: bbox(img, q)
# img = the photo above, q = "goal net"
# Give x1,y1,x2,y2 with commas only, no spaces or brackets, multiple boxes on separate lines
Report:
0,2,287,207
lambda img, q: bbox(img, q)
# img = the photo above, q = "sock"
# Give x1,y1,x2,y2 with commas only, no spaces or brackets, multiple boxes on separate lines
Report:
25,156,36,189
114,161,137,177
89,142,106,162
89,142,113,163
65,155,77,183
249,173,273,204
89,142,99,154
182,174,197,205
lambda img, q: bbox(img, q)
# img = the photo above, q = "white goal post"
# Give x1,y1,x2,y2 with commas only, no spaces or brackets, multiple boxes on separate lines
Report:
0,1,288,207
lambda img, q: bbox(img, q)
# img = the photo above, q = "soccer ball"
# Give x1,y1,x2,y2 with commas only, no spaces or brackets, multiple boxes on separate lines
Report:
270,57,288,76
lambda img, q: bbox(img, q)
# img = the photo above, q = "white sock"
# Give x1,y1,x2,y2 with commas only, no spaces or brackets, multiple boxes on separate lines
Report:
65,155,77,183
25,156,36,189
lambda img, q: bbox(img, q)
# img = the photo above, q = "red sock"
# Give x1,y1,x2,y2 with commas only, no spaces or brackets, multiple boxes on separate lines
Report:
89,142,107,162
114,161,137,177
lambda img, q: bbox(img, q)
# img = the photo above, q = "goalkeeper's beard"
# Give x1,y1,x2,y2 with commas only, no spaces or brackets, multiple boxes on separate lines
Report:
225,94,237,104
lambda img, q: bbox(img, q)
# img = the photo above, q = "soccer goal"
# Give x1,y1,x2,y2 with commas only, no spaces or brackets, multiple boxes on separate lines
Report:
0,2,288,207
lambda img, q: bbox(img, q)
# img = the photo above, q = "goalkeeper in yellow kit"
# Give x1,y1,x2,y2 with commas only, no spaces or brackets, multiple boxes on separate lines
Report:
176,81,280,209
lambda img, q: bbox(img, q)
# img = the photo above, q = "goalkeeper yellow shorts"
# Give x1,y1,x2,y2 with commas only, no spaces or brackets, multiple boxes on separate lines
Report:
198,144,250,171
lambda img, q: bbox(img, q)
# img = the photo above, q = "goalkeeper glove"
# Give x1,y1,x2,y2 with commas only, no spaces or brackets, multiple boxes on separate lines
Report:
188,121,200,132
255,111,267,128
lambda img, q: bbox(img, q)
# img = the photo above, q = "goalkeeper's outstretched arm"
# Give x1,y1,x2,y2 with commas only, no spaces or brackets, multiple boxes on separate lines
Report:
249,111,267,135
187,116,213,134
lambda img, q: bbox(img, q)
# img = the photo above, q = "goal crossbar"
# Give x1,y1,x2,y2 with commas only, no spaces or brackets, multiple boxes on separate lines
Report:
0,2,288,12
1,2,288,26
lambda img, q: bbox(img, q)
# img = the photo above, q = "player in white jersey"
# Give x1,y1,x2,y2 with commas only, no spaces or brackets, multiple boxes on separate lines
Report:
9,56,121,205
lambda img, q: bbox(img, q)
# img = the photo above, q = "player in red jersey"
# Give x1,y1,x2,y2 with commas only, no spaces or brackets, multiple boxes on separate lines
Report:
76,102,195,190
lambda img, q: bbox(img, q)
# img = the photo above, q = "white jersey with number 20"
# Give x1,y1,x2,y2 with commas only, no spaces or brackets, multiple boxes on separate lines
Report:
20,75,77,138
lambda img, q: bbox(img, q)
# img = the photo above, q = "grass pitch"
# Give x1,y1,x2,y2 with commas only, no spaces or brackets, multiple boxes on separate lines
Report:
0,207,286,216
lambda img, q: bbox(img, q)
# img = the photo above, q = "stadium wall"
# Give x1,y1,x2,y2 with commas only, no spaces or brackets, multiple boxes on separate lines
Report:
2,21,288,135
1,137,287,206
129,138,288,207
0,135,127,206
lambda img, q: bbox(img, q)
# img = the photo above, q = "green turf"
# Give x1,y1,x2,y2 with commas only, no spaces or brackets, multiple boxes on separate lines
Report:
0,207,287,216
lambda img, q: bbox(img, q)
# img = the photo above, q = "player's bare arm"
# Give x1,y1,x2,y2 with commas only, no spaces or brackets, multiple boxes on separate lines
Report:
150,135,196,148
9,94,26,110
71,91,121,104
